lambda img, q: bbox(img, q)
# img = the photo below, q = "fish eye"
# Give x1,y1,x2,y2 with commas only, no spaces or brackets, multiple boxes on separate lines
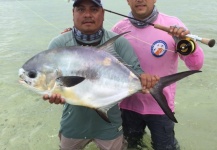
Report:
28,70,37,78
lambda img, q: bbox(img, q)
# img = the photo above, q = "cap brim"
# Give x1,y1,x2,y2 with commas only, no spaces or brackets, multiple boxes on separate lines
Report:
73,0,102,7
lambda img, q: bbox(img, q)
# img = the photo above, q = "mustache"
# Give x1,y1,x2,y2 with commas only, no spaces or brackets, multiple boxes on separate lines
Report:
82,19,95,24
136,4,146,6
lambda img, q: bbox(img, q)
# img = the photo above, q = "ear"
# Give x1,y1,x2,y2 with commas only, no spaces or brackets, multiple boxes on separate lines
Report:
72,8,75,21
102,8,105,21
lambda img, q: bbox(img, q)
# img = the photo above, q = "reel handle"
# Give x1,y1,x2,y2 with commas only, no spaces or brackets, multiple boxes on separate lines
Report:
154,24,215,47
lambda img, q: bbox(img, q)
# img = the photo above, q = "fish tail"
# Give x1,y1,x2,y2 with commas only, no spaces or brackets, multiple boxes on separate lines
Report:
150,70,202,123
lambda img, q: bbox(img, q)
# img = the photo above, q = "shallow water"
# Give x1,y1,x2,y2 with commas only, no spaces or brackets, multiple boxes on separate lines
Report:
0,0,217,150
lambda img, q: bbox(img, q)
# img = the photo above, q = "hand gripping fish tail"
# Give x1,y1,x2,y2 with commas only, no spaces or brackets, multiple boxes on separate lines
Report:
150,70,202,123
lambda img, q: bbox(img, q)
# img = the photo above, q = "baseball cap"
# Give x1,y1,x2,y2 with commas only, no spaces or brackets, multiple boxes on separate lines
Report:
73,0,103,7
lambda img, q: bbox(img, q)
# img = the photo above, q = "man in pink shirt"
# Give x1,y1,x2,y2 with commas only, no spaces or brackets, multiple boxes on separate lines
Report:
112,0,204,149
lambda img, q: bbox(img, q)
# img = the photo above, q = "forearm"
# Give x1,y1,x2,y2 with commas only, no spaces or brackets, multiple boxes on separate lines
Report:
179,43,204,70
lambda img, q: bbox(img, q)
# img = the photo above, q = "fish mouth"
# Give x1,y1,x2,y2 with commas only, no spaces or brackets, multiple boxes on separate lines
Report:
19,79,26,84
19,78,31,86
18,78,50,95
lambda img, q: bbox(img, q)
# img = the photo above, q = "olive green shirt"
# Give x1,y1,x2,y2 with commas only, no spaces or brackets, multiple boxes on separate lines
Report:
48,29,143,140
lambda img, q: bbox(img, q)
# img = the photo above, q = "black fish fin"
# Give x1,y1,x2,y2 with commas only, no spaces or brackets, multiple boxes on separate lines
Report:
95,109,111,123
158,70,201,87
150,90,178,123
150,70,202,123
56,76,85,87
97,31,131,52
97,31,131,60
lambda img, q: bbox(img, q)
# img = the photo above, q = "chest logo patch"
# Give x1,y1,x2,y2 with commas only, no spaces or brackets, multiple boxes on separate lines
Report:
151,40,168,57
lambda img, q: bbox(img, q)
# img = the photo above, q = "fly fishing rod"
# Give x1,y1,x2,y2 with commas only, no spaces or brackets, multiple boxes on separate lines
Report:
104,9,215,48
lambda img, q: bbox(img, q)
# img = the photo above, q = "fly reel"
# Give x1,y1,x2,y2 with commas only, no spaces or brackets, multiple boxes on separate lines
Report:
176,38,196,55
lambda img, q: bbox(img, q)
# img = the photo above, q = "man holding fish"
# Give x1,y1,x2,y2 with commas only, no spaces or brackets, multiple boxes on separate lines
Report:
42,0,159,149
16,0,201,149
112,0,204,149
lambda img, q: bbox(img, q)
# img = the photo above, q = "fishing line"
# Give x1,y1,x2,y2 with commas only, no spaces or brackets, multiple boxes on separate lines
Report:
15,0,61,32
15,0,171,53
13,0,178,53
104,14,175,53
105,9,216,48
13,1,192,54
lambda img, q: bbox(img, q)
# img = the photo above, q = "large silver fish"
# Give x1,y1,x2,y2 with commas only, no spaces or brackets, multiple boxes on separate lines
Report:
18,32,201,123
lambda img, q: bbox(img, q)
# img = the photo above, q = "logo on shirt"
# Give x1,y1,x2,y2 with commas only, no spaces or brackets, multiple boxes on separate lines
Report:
117,126,123,132
151,40,168,57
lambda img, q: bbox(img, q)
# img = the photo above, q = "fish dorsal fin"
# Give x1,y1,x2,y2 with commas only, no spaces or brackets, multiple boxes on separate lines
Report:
97,31,131,54
56,76,85,87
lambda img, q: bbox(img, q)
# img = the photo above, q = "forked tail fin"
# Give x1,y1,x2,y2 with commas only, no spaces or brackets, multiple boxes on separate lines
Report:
150,70,202,123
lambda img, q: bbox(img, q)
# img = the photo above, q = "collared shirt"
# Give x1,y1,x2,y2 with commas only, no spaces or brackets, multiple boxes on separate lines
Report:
48,29,143,139
112,12,204,115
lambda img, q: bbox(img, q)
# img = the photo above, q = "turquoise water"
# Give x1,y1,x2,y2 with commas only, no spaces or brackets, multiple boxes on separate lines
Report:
0,0,217,149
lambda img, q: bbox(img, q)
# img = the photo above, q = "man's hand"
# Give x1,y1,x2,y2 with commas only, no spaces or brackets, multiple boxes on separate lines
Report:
43,94,65,104
169,26,190,38
140,73,160,94
61,28,72,34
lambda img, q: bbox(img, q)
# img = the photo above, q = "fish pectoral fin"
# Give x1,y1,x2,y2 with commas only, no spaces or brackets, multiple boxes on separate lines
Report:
95,109,111,123
56,76,85,87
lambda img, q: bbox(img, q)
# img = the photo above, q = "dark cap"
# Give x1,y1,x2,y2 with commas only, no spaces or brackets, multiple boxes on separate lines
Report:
73,0,103,7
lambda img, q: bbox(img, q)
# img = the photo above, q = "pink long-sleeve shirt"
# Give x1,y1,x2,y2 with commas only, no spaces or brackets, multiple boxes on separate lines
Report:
112,12,204,114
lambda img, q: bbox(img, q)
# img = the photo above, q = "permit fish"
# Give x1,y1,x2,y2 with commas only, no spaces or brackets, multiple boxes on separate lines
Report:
18,32,201,123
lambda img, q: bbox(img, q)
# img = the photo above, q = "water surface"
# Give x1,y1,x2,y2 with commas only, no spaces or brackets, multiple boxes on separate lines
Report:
0,0,216,149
